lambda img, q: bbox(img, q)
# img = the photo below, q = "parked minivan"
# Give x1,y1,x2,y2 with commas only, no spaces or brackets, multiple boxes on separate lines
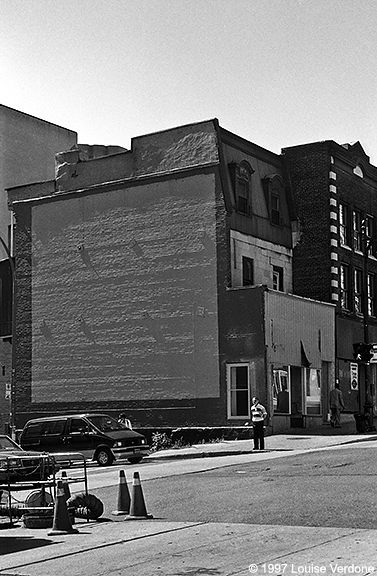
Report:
19,413,149,466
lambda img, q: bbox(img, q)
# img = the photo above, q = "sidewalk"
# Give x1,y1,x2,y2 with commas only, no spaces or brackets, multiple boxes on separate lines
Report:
1,421,377,575
148,417,377,460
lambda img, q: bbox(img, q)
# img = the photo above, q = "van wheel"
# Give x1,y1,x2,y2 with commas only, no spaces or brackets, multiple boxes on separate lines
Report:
128,457,143,464
96,448,114,466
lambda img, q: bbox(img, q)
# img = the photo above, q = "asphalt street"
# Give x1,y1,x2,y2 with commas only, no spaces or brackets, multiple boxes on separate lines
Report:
1,428,377,575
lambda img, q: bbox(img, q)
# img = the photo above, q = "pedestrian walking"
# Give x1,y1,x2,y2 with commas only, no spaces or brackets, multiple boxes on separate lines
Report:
251,396,267,450
329,382,345,428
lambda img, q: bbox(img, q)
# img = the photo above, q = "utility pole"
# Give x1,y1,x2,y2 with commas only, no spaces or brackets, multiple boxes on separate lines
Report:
361,220,375,431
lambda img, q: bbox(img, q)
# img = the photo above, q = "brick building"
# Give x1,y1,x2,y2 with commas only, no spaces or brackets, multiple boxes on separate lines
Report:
0,105,77,432
8,120,334,433
283,141,377,418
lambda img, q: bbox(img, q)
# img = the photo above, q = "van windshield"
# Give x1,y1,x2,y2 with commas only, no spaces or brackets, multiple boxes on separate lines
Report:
86,415,125,432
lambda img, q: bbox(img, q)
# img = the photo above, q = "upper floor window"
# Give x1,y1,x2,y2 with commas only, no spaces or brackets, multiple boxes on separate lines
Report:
242,257,254,286
339,203,351,247
272,266,284,291
353,210,362,252
353,165,364,178
354,267,363,314
271,193,281,226
365,215,374,256
368,273,376,317
339,263,350,310
262,175,284,227
229,161,254,217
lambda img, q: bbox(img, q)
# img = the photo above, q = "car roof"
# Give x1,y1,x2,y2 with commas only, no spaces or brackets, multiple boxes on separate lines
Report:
24,413,114,424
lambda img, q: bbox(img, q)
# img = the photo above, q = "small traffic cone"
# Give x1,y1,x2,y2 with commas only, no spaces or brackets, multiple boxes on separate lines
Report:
112,470,131,515
125,471,153,520
61,471,71,501
48,480,79,535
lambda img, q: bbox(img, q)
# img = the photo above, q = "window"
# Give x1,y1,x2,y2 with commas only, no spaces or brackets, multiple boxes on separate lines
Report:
366,215,374,256
353,165,364,178
354,268,363,314
242,257,254,286
229,161,254,216
43,420,66,435
339,264,350,309
69,418,90,433
23,422,43,439
271,193,281,226
339,203,351,246
227,364,250,418
368,273,376,316
272,367,290,414
305,368,321,415
353,210,362,251
272,266,284,291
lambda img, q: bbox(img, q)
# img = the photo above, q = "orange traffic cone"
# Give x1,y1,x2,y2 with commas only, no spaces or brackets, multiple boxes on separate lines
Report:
48,480,79,535
61,471,71,501
112,470,131,515
125,471,153,520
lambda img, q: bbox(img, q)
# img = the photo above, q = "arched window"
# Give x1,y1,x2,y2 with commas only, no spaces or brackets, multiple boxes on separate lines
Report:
262,174,284,226
229,160,254,216
353,164,364,178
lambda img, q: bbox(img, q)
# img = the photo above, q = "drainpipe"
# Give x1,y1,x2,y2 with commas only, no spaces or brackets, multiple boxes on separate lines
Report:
0,236,16,438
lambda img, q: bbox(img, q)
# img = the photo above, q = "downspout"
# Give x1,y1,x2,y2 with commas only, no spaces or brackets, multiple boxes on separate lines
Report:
0,236,16,438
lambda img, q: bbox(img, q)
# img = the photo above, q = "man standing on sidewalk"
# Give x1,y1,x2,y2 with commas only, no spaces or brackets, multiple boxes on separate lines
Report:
329,382,345,428
251,396,268,450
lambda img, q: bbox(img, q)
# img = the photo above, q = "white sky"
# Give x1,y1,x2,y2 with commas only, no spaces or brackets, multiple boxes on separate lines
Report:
1,0,377,162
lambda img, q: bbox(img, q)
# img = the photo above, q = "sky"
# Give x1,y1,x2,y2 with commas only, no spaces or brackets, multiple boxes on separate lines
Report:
1,0,377,162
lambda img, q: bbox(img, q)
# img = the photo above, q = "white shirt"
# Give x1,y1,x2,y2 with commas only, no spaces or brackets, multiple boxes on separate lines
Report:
251,403,267,422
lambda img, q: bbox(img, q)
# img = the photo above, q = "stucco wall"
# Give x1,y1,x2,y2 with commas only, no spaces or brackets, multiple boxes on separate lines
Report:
29,173,219,405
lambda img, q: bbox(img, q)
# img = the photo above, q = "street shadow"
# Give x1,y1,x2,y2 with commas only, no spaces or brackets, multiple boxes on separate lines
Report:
278,419,377,437
0,535,54,555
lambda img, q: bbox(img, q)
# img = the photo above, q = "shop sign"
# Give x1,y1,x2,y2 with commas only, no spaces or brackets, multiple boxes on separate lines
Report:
350,362,358,390
369,343,377,363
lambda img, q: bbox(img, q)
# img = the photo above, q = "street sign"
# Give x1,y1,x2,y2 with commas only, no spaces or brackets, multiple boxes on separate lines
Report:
370,343,377,363
350,362,358,390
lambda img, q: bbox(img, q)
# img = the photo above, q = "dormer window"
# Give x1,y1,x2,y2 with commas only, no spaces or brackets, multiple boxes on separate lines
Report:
353,165,364,178
229,161,254,216
271,193,281,226
262,174,284,227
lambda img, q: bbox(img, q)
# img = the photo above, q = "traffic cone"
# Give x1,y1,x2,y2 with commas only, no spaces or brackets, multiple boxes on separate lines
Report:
48,480,79,535
61,471,71,501
112,470,131,515
125,471,153,520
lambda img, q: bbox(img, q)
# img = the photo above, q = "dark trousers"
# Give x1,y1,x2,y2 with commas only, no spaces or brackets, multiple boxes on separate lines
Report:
253,421,265,450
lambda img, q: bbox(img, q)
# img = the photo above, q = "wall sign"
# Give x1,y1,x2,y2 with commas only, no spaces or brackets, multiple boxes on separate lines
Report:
350,362,358,390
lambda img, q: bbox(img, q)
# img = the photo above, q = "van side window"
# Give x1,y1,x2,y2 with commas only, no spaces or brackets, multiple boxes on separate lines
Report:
69,418,89,433
43,420,66,435
23,423,43,438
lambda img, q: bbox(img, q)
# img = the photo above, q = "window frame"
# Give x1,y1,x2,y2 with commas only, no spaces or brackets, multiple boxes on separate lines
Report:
353,209,362,252
339,202,351,247
368,273,376,317
270,192,281,226
366,214,374,257
272,265,284,291
339,263,350,310
353,267,363,314
242,256,254,286
230,161,254,217
227,363,251,420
